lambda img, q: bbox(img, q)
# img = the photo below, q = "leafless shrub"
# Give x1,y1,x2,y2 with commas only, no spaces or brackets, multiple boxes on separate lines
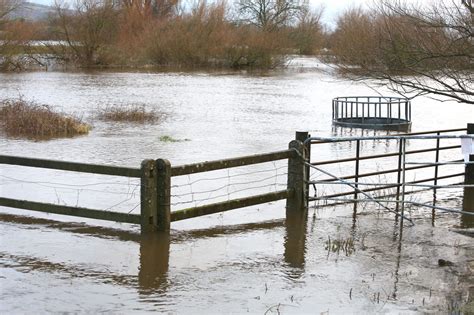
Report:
45,0,323,69
0,98,90,139
98,105,160,123
237,0,302,31
329,1,473,104
49,0,119,67
289,5,325,55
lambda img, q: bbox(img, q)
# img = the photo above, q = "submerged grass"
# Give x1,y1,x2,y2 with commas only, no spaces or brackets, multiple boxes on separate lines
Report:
98,105,159,123
0,98,90,140
159,135,190,143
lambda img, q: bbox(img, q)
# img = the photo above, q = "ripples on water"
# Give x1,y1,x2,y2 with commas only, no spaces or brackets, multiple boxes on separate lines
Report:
1,58,473,313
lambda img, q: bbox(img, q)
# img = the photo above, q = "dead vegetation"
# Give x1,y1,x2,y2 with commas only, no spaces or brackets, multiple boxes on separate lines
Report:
11,0,325,70
329,1,474,104
97,105,159,123
0,98,90,139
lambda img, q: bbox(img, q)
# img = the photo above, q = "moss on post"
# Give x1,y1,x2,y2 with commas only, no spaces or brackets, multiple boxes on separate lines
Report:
141,159,158,233
286,140,307,213
156,159,171,231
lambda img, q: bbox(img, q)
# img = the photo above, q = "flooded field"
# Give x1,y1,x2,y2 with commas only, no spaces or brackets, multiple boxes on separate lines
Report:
1,57,473,313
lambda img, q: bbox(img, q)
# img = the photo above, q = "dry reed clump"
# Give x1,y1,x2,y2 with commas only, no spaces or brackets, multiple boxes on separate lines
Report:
0,98,90,140
98,105,159,123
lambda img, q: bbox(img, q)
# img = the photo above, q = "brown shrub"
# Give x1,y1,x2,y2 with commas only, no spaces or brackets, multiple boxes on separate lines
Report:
49,0,120,67
329,7,378,68
98,105,159,123
139,1,289,69
0,98,90,139
0,19,45,71
288,6,325,55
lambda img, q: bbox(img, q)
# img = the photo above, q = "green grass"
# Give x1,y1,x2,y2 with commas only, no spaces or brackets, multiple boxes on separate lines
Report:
159,135,190,143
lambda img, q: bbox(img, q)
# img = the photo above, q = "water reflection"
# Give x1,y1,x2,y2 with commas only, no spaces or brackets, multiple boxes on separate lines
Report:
391,219,403,300
461,186,474,228
284,210,308,273
138,232,170,295
0,213,142,242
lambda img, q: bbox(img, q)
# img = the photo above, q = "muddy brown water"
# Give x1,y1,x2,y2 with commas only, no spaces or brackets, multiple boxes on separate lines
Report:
1,57,473,313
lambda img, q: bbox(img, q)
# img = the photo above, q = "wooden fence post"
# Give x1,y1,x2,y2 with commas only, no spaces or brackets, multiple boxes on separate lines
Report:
462,124,474,225
156,159,171,231
141,159,158,232
295,131,310,209
286,139,306,212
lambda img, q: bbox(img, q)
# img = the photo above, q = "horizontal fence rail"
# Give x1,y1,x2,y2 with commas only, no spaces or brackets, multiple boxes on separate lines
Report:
309,128,469,144
171,149,295,176
0,197,141,224
308,173,465,201
168,148,300,226
1,126,472,232
307,128,471,210
0,155,141,178
171,189,293,222
311,145,461,166
0,147,302,232
0,155,142,225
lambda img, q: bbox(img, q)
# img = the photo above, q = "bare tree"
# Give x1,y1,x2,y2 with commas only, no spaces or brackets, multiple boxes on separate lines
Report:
0,0,32,71
50,0,119,66
238,0,304,31
290,4,324,54
120,0,179,18
331,0,473,104
0,0,19,24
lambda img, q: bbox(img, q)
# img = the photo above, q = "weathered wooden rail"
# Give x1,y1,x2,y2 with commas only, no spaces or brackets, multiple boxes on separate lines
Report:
0,143,306,233
1,125,472,232
0,155,142,224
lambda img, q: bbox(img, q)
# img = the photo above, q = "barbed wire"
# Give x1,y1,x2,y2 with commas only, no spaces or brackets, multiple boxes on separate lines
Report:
171,182,287,207
171,172,288,198
170,164,287,188
0,173,142,214
0,174,139,188
104,183,141,212
0,174,141,196
169,160,288,209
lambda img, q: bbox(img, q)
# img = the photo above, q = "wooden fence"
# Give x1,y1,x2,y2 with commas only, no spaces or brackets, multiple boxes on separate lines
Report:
0,142,306,232
1,125,472,232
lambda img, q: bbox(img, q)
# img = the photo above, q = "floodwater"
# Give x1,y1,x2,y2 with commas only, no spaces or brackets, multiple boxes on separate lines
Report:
1,57,473,313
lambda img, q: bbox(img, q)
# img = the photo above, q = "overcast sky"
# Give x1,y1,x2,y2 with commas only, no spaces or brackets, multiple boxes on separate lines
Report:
313,0,369,26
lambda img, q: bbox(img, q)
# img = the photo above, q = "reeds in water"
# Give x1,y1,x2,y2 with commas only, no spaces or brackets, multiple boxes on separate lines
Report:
98,105,159,123
0,98,90,140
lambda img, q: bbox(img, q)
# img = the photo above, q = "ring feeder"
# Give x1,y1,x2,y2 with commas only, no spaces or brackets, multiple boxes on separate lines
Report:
332,96,412,131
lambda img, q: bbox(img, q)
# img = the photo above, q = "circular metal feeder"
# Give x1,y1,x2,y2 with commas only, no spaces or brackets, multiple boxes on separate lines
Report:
332,96,412,131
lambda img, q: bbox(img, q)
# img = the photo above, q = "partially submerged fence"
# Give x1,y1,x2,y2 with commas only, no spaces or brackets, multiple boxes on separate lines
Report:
1,125,473,232
304,126,474,225
307,128,466,203
0,145,306,232
0,156,142,224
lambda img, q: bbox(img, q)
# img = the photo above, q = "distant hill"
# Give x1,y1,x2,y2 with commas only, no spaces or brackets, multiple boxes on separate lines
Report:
8,2,56,21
